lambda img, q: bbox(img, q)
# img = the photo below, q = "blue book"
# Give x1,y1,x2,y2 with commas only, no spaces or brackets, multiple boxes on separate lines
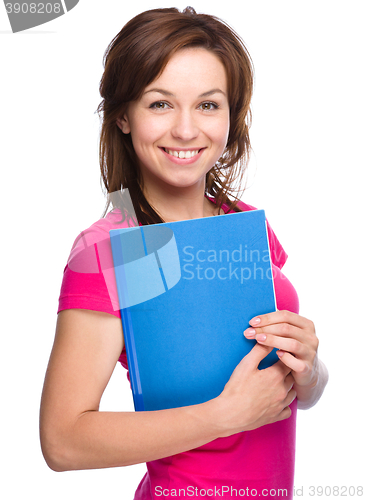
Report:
109,209,278,411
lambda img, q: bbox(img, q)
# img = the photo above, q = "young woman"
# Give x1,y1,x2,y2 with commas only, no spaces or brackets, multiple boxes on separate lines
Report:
40,7,328,499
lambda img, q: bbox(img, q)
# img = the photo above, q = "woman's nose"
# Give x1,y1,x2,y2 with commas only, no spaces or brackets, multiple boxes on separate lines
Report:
171,110,199,141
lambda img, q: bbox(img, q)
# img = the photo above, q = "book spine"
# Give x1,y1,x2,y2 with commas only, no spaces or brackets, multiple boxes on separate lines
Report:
120,307,145,411
110,230,145,411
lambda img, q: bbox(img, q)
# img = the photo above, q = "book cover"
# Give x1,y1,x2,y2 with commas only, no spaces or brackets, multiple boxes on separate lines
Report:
110,209,278,411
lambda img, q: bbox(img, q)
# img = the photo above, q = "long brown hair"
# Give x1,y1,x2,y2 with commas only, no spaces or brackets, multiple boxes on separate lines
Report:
97,6,254,224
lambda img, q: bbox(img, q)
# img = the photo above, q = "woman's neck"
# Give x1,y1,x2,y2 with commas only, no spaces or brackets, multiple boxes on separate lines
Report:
143,184,221,222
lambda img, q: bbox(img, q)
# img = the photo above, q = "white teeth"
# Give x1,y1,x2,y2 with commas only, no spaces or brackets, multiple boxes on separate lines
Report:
165,149,199,159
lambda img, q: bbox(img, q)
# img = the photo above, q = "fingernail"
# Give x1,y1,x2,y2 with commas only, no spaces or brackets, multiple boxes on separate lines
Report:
250,317,261,326
256,334,266,342
277,350,284,358
244,328,256,337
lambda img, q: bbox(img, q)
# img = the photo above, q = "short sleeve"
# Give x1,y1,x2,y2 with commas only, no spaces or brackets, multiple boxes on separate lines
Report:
57,210,135,318
58,260,121,318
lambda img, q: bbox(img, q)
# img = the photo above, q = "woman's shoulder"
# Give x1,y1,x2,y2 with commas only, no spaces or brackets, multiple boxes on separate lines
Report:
58,210,129,317
68,209,134,255
64,209,134,279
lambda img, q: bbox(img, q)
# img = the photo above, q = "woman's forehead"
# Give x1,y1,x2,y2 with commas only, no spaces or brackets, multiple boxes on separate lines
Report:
144,48,228,97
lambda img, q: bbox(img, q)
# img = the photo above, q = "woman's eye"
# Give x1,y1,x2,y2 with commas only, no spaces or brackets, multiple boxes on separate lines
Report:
150,101,169,110
199,102,218,111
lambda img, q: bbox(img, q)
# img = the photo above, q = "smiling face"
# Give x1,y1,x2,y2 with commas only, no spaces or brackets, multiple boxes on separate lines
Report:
116,47,230,200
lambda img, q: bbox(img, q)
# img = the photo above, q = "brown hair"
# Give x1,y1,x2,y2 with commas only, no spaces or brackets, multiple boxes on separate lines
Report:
97,6,254,224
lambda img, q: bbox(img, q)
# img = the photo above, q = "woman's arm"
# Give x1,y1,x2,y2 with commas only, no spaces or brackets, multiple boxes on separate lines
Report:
244,310,329,410
40,309,296,472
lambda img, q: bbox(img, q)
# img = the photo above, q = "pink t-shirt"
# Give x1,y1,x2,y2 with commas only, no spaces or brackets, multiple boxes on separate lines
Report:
58,200,299,499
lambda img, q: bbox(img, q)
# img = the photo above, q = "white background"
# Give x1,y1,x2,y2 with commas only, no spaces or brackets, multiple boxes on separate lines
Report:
1,1,364,498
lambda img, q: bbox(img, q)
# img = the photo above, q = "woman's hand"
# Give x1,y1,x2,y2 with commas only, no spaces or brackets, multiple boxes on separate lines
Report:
214,343,297,436
243,310,328,409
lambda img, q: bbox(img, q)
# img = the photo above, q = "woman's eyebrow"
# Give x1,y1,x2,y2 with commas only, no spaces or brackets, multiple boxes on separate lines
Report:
199,89,226,98
143,88,226,97
143,88,174,97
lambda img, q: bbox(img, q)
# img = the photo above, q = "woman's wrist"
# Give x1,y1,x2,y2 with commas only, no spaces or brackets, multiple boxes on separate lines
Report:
295,358,329,410
190,396,232,440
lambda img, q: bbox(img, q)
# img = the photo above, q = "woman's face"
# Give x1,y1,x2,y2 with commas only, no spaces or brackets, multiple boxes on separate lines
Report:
117,47,230,195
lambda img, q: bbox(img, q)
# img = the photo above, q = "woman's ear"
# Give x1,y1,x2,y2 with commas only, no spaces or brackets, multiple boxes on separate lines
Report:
116,115,131,134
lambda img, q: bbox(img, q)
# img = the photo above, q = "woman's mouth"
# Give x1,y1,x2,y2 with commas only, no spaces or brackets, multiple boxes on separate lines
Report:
163,148,201,159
